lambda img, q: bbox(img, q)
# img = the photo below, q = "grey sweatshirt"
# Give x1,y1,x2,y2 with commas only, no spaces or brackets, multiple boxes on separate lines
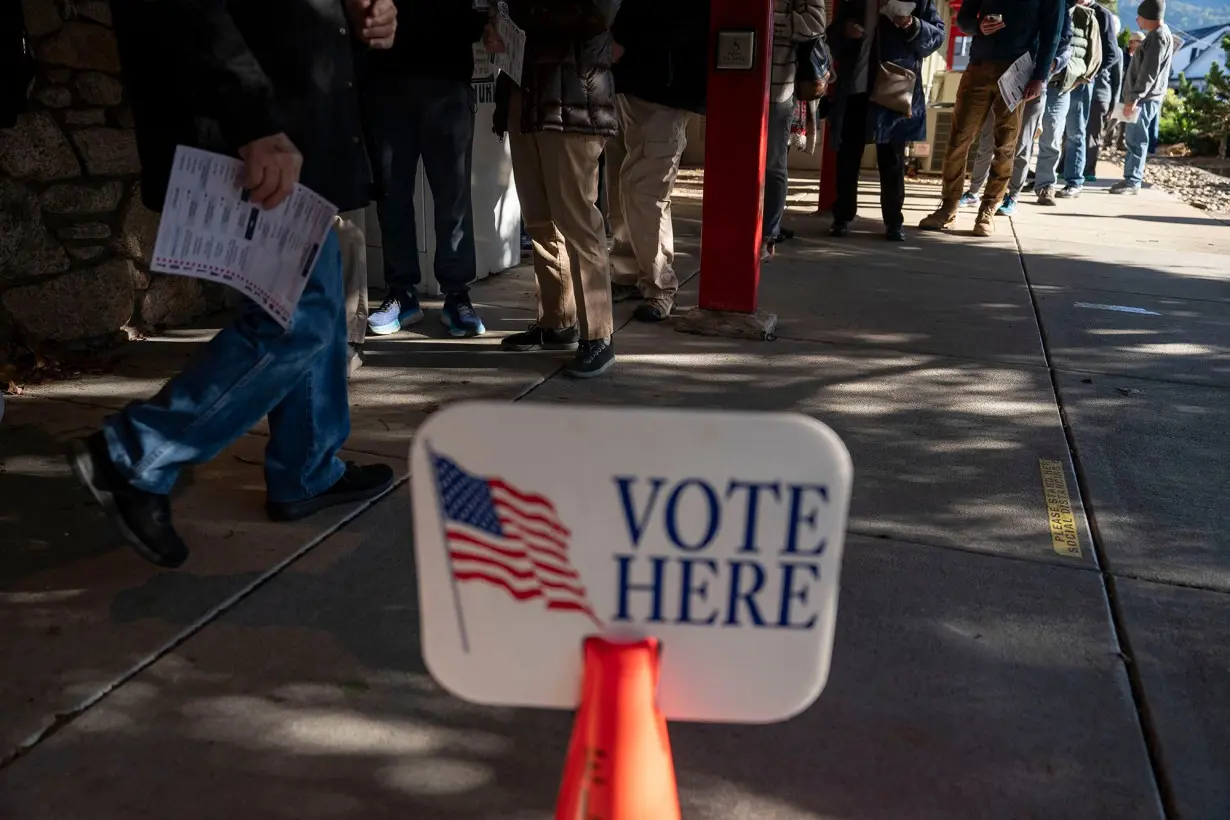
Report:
1123,23,1174,104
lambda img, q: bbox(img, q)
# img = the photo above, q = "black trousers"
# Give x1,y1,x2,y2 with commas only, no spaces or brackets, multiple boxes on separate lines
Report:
833,93,906,230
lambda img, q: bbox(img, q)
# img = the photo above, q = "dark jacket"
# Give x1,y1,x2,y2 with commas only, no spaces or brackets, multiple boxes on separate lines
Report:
111,0,372,213
360,0,487,85
610,0,711,115
1050,2,1076,79
495,0,619,137
827,0,945,146
1090,3,1120,102
958,0,1066,83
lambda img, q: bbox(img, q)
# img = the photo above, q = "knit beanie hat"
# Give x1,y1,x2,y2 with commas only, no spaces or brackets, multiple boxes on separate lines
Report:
1137,0,1164,21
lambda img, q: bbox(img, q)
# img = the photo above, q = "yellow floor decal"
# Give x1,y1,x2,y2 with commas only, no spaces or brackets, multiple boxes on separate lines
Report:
1039,459,1081,558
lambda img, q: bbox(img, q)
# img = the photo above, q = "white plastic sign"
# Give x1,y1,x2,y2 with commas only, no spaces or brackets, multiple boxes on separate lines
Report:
410,403,853,724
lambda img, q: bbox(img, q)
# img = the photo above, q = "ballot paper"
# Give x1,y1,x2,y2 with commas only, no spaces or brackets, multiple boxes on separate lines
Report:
493,2,526,86
997,52,1035,113
881,0,916,19
1110,101,1141,123
150,146,337,328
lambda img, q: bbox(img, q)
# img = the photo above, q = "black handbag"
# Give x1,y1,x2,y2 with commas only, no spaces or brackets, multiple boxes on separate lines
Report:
794,37,834,103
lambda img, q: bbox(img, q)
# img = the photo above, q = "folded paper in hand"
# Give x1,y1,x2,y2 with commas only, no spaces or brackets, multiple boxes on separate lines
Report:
997,52,1035,113
881,1,916,18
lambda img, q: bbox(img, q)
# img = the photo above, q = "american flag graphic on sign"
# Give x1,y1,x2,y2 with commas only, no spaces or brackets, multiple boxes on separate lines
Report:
431,454,603,628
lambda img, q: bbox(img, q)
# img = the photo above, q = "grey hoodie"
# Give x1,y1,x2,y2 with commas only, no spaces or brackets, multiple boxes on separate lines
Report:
1123,23,1174,104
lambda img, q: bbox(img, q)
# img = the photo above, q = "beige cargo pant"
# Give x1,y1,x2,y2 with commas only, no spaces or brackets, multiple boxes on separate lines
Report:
508,88,614,341
334,209,368,347
605,93,688,313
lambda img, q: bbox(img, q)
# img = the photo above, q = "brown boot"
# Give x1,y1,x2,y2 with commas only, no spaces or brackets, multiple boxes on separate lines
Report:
919,205,957,232
973,206,996,237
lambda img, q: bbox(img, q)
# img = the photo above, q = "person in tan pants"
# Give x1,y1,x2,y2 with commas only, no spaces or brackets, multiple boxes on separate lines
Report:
335,209,369,375
487,2,618,379
605,0,709,323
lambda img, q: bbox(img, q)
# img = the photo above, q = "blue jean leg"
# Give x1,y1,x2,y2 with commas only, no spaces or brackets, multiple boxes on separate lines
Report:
1124,98,1162,186
103,230,349,501
367,76,477,296
1062,83,1092,187
1035,86,1071,191
763,98,795,241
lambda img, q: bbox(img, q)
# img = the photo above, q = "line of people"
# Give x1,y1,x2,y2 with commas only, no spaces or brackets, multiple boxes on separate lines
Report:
69,0,838,568
919,0,1175,237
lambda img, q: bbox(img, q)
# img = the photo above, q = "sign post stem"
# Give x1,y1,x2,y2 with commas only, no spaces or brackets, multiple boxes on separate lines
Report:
426,441,471,654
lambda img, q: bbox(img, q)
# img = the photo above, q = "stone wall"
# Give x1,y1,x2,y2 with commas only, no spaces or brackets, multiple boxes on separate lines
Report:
1,0,222,346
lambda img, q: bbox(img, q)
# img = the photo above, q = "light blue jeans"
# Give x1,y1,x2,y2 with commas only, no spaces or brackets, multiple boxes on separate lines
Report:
763,98,796,241
1034,85,1072,191
1124,98,1163,187
104,230,350,501
1062,82,1093,187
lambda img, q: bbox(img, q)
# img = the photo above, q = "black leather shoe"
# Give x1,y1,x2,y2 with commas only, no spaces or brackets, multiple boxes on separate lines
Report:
267,462,396,522
68,433,188,568
886,226,906,242
830,221,850,238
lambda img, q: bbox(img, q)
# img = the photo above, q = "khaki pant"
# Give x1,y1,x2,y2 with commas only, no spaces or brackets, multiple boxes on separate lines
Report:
508,89,614,341
940,61,1024,209
335,209,368,346
606,94,687,309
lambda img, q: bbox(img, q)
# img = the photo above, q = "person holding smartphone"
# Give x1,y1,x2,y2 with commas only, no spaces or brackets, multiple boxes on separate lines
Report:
919,0,1066,237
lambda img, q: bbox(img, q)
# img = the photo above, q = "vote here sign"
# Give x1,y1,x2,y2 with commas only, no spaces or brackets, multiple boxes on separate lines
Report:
410,403,853,724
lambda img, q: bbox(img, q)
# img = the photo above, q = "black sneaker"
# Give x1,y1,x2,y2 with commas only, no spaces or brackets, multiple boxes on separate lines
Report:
885,225,906,242
830,221,850,238
565,338,615,378
611,283,641,303
266,462,395,522
501,323,580,352
68,433,188,568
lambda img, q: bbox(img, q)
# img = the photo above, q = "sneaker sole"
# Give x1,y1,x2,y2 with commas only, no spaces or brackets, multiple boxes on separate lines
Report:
67,439,184,568
565,358,615,379
440,314,486,338
500,340,580,352
368,311,425,336
266,474,396,522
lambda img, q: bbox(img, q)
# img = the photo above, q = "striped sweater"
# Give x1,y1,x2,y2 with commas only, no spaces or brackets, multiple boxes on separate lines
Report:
772,0,828,103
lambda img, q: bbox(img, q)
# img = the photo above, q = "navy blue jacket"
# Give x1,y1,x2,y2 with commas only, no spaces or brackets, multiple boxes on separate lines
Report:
958,0,1066,83
828,0,945,146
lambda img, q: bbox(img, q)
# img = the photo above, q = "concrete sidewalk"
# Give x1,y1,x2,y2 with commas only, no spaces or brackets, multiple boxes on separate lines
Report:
1,169,1227,819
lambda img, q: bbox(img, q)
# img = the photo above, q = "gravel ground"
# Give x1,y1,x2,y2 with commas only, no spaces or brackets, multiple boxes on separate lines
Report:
1100,148,1230,215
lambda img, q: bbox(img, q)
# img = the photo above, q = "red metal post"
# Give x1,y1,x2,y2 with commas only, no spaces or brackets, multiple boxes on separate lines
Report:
698,0,775,314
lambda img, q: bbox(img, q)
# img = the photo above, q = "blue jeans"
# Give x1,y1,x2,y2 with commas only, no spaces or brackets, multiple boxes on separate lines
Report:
103,230,349,502
1062,83,1092,187
763,98,795,240
1124,98,1163,187
367,75,477,296
1035,85,1071,191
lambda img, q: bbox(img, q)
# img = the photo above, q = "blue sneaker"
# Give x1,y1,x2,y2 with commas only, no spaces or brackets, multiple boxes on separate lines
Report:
958,191,979,208
997,195,1017,216
440,292,486,337
367,292,423,336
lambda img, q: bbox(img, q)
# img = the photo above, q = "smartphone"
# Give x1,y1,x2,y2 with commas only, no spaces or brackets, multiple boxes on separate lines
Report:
984,13,1003,23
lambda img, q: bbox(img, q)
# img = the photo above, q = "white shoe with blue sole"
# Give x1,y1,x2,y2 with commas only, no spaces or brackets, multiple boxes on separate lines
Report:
368,293,424,336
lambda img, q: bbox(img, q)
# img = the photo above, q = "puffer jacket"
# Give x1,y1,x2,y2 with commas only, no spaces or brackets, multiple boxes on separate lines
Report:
494,0,619,137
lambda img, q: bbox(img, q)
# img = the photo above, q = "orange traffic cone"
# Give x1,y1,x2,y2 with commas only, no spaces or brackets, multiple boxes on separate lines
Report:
555,636,681,820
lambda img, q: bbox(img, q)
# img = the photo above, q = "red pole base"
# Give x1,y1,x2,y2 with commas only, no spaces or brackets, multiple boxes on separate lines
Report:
554,637,681,820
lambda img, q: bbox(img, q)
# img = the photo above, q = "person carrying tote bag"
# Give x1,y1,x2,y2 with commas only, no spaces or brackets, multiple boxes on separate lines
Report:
827,0,944,241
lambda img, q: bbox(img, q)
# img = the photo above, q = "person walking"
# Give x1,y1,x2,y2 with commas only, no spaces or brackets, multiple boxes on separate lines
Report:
72,0,400,568
361,0,488,339
919,0,1065,236
490,1,619,378
1033,0,1101,205
1112,1,1174,194
605,0,709,322
828,0,945,242
764,0,828,260
1084,9,1122,181
955,5,1074,216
